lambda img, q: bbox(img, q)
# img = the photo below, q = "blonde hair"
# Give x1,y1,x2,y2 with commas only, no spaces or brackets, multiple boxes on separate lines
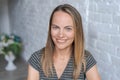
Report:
41,4,86,79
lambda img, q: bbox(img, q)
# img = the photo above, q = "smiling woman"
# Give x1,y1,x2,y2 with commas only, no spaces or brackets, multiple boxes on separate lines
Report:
27,4,101,80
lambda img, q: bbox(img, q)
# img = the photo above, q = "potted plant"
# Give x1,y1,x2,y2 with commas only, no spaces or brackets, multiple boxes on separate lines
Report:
0,34,22,71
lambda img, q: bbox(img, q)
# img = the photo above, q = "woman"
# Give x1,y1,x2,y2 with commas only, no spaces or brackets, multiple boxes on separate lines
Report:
27,4,101,80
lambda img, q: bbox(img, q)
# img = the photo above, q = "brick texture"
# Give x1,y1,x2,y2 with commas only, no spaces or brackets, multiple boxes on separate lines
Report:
87,0,120,80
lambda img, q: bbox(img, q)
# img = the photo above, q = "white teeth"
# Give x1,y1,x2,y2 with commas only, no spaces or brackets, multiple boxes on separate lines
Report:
57,39,65,43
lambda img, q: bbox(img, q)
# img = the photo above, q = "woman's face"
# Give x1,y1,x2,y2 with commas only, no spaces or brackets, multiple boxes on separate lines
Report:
51,11,75,50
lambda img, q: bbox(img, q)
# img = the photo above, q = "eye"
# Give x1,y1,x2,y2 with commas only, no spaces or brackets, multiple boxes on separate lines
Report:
51,25,59,30
66,27,72,30
65,26,72,31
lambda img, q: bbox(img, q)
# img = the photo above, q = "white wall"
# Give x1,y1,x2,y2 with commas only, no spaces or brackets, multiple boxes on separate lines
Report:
0,0,10,34
87,0,120,80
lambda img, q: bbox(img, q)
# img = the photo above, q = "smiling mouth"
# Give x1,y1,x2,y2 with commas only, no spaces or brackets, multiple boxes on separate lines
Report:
56,39,66,43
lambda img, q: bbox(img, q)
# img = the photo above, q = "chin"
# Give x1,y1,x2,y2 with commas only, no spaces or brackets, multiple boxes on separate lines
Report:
55,45,70,50
56,46,65,50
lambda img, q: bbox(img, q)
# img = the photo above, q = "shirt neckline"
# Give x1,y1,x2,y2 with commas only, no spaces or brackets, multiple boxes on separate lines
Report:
52,55,73,79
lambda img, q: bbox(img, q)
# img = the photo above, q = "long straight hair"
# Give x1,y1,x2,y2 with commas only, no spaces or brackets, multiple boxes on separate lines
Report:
41,4,85,79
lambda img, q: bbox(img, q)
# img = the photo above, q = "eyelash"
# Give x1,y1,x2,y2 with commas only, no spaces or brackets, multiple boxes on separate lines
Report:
52,26,59,29
66,27,72,30
51,26,72,31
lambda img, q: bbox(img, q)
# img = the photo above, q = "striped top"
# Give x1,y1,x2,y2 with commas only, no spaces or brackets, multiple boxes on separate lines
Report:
28,49,96,80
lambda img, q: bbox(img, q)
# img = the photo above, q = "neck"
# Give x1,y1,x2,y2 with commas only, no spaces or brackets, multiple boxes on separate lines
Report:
53,46,73,59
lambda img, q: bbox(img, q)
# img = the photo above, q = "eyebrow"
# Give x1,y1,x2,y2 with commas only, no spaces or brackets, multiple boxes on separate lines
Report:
65,26,73,28
51,24,59,27
51,24,73,28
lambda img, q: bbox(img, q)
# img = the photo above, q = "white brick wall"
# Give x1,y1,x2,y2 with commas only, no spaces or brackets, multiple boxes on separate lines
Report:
87,0,120,80
0,0,119,80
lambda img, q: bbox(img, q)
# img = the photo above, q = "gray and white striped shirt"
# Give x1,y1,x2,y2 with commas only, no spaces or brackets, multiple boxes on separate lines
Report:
28,48,96,80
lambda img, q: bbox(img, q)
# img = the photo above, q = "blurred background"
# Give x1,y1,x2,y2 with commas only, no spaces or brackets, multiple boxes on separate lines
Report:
0,0,120,80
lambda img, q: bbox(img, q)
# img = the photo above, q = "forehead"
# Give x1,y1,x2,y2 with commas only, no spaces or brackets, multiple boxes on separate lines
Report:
51,11,74,26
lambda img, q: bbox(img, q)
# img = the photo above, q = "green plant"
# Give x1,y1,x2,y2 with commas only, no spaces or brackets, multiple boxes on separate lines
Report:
0,34,22,58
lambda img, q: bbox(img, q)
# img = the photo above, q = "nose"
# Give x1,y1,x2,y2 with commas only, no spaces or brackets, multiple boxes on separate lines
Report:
58,29,64,38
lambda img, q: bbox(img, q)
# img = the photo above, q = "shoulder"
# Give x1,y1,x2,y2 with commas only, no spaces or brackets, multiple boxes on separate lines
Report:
28,47,45,62
32,47,45,58
84,50,95,61
27,47,45,71
84,50,97,72
84,50,92,58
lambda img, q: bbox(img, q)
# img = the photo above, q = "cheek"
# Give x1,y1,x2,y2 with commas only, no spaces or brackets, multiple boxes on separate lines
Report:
51,30,57,39
51,29,60,37
51,30,55,37
67,32,75,39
